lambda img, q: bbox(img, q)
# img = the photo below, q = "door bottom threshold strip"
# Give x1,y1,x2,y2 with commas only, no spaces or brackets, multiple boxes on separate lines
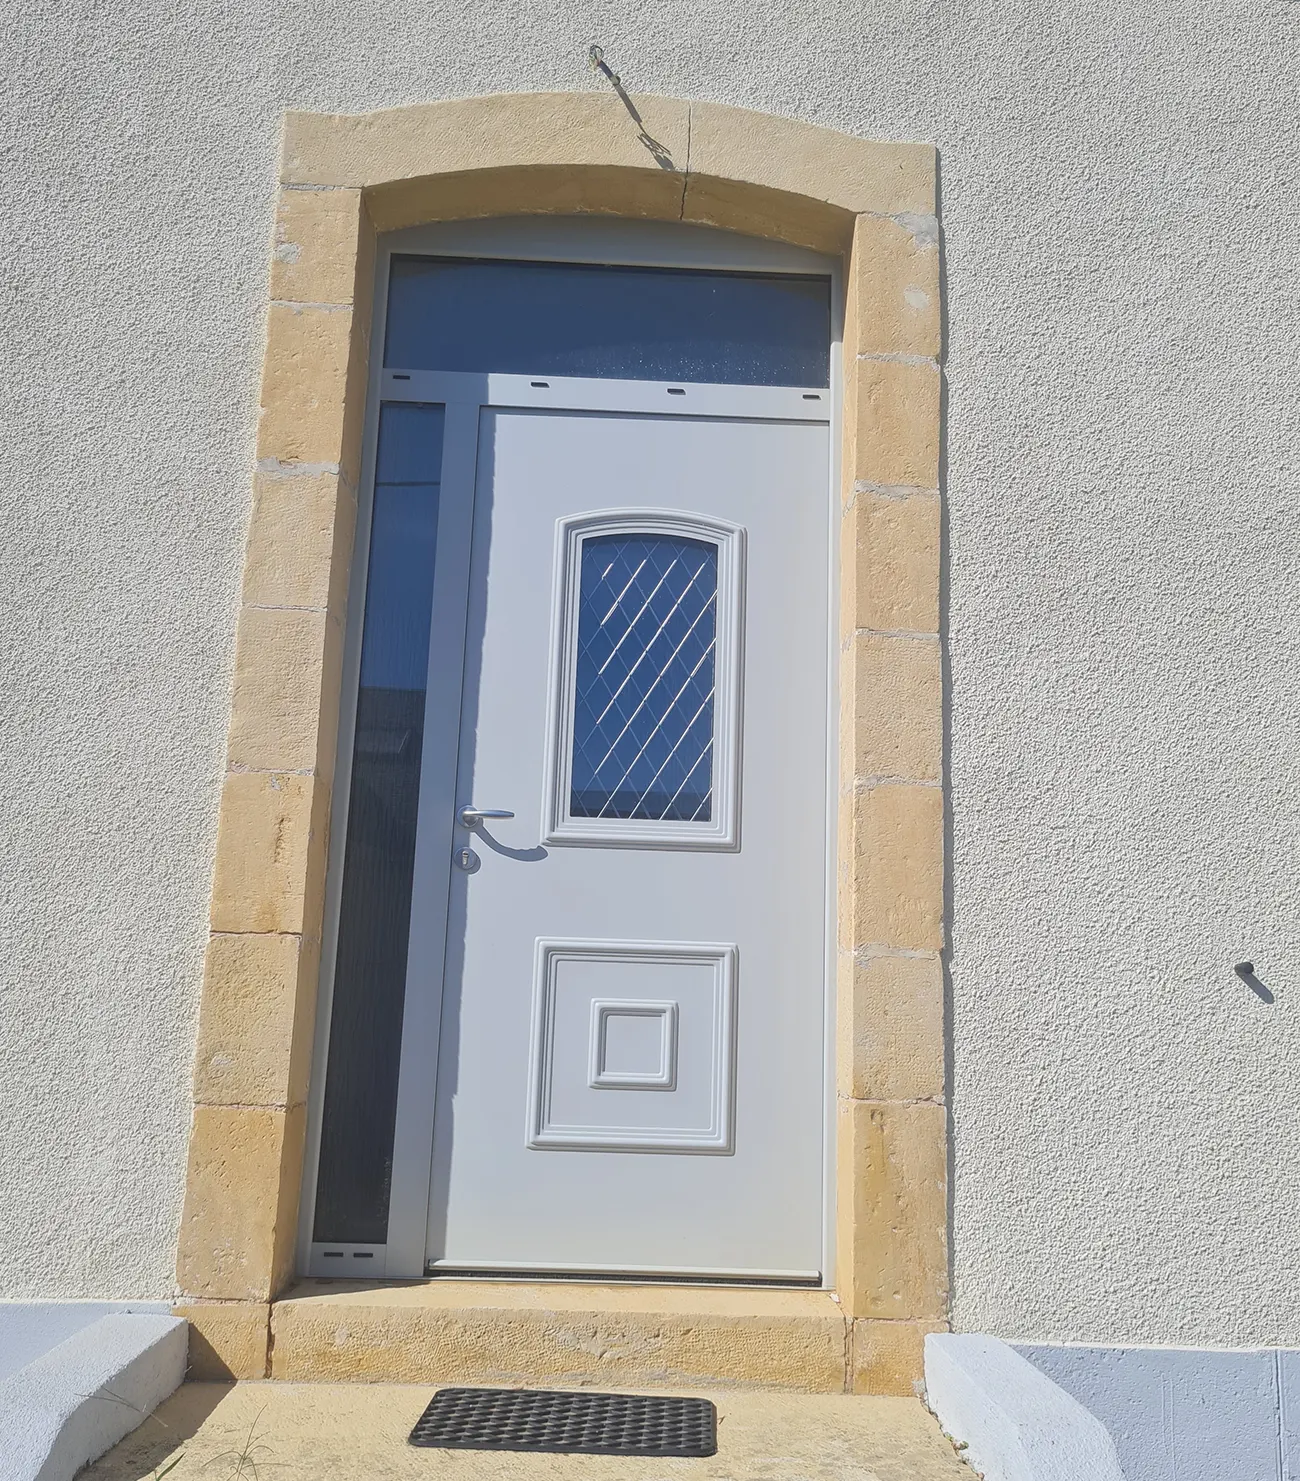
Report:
424,1265,824,1288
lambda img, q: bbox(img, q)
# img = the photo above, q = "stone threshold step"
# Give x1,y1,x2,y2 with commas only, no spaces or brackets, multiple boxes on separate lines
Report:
267,1279,938,1393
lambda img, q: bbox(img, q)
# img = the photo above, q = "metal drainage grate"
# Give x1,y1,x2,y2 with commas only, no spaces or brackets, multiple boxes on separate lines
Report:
408,1387,718,1457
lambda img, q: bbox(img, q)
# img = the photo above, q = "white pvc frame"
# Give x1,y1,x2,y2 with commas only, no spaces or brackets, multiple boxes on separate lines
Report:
297,216,843,1285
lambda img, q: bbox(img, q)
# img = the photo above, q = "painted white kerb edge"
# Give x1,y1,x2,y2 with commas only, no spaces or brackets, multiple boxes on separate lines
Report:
0,1313,187,1481
924,1333,1126,1481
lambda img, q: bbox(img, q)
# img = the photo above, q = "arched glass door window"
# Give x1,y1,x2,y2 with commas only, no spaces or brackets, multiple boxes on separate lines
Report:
544,512,744,851
569,531,719,824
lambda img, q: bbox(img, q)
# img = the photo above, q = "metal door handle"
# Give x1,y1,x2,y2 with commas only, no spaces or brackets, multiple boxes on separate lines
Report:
458,806,515,829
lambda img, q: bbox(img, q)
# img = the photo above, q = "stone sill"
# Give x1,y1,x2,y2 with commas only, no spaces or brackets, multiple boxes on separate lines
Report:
269,1278,849,1389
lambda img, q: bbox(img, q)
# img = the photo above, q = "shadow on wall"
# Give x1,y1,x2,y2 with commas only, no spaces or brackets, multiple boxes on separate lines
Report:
1234,961,1275,1004
1016,1342,1300,1481
587,45,678,170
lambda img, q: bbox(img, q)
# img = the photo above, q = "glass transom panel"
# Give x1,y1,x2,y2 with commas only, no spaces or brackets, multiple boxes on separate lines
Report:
570,533,718,823
384,256,831,387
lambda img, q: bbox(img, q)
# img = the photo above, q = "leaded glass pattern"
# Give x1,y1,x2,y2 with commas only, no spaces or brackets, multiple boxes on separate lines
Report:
569,533,718,823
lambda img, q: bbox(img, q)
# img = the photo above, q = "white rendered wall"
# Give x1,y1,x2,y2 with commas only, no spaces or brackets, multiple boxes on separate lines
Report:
1,1,1296,1335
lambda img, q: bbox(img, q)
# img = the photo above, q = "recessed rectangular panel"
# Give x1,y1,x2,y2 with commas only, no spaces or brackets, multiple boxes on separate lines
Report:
590,1000,678,1089
529,940,736,1152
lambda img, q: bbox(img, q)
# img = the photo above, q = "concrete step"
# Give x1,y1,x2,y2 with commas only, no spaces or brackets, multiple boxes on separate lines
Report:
85,1381,974,1481
0,1309,186,1481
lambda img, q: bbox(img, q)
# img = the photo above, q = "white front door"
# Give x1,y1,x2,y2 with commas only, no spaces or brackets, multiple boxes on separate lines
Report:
414,379,831,1279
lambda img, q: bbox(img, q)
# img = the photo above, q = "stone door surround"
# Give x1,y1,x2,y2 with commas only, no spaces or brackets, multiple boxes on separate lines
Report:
174,91,946,1393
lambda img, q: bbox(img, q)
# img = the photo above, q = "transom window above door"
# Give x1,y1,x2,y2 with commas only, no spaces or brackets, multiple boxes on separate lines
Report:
384,254,831,387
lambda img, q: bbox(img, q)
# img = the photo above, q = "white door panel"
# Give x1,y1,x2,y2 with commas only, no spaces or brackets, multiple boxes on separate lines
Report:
424,406,830,1278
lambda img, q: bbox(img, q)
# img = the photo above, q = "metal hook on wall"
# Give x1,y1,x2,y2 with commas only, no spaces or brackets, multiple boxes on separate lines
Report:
585,43,677,172
588,45,620,86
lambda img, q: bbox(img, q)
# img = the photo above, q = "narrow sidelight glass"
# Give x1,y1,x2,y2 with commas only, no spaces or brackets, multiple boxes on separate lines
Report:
313,402,445,1246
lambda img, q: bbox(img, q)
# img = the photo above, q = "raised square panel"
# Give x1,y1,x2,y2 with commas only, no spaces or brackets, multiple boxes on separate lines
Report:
529,939,737,1152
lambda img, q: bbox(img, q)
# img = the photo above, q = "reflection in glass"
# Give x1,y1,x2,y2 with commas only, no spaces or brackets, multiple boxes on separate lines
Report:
569,533,718,823
385,256,831,387
313,402,444,1246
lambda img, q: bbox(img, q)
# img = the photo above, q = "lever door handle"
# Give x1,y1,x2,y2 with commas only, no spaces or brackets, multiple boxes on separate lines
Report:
458,806,515,829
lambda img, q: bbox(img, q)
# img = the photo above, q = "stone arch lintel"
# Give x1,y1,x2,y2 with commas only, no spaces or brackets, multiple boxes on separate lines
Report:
282,93,935,252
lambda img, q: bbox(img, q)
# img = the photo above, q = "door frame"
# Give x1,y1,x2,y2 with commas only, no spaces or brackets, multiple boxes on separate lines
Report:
296,218,844,1280
175,96,947,1392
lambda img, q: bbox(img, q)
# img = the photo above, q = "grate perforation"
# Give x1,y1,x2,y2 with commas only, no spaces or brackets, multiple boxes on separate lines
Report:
408,1387,718,1456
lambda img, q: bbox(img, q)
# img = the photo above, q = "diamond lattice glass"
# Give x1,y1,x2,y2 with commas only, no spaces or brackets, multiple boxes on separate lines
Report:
569,533,718,823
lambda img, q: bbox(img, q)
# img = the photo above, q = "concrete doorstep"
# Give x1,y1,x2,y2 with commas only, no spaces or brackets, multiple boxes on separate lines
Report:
0,1311,187,1481
923,1334,1125,1481
83,1382,974,1481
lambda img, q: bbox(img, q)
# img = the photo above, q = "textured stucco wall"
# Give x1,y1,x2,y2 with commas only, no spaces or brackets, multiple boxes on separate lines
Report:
1,0,1297,1332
